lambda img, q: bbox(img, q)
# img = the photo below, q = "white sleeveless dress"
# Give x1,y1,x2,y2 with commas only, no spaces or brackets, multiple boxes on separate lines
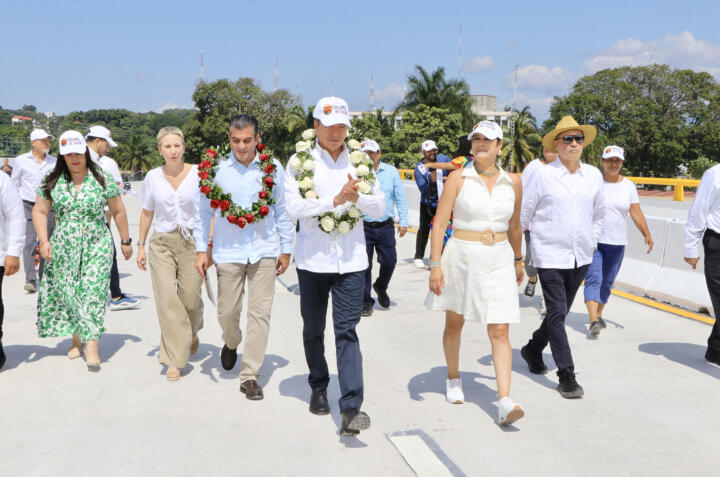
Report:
426,166,521,323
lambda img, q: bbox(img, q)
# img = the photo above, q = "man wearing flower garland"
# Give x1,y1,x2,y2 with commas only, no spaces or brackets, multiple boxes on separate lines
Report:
284,97,385,436
195,114,294,401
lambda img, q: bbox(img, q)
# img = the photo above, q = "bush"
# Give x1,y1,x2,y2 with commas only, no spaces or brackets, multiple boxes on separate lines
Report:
688,156,718,179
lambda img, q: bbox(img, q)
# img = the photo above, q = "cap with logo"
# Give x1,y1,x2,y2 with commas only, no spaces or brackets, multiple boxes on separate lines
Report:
468,120,503,141
313,96,351,127
421,140,438,152
30,129,54,141
86,125,118,147
58,131,88,156
360,139,380,153
602,145,625,161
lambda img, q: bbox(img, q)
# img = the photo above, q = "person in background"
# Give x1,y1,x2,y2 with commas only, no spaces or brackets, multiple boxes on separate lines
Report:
2,158,12,175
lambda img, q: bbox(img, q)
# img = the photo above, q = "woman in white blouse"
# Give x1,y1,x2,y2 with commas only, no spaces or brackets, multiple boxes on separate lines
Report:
584,146,652,337
137,126,204,380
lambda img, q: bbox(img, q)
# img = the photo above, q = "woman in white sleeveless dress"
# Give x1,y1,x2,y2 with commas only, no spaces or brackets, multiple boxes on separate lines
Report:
427,121,525,426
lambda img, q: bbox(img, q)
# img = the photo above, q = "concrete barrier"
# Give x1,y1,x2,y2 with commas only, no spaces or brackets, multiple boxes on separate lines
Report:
613,215,669,296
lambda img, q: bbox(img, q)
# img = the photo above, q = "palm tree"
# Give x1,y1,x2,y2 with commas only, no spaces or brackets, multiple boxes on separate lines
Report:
501,106,542,172
115,135,158,172
283,105,309,134
375,107,395,137
398,65,473,128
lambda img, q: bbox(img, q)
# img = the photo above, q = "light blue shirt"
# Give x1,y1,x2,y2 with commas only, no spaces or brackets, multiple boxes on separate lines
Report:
195,152,294,264
363,162,408,227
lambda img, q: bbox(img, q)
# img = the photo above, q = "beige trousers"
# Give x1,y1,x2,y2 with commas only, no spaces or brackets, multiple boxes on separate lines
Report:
216,257,276,382
148,230,204,368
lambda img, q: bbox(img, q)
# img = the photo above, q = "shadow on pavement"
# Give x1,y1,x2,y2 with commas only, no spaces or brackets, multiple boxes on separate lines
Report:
478,348,558,392
1,333,141,371
638,342,720,379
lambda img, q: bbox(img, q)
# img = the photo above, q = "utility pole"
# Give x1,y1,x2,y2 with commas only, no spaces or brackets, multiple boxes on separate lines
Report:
457,25,463,79
274,57,279,92
369,72,375,111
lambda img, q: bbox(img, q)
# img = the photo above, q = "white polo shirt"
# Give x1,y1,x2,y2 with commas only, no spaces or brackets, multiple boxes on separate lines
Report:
10,151,57,202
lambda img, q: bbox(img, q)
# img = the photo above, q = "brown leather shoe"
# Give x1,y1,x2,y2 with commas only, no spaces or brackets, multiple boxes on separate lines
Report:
240,379,264,400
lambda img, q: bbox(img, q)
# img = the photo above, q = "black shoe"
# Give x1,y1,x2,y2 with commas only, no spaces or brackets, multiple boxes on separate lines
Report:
589,321,602,337
557,367,584,398
521,341,547,374
705,349,720,366
598,317,607,329
361,303,373,317
0,341,5,370
373,283,391,308
309,389,330,415
340,408,371,436
220,345,237,370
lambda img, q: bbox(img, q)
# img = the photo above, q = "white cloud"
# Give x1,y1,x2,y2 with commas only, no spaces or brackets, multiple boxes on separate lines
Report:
153,101,188,113
511,65,576,94
464,56,494,72
374,83,405,104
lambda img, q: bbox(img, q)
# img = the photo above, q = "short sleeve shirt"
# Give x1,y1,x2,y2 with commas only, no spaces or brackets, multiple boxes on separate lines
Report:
600,177,639,245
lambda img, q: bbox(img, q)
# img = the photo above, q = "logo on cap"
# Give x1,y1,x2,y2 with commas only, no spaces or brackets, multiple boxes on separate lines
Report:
361,142,365,147
61,139,67,146
323,105,333,115
605,147,612,153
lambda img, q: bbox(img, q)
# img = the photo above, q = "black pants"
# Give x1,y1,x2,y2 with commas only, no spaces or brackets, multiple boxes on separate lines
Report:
363,221,397,304
0,266,4,340
703,229,720,353
530,264,590,371
414,203,436,260
107,223,122,298
297,268,364,411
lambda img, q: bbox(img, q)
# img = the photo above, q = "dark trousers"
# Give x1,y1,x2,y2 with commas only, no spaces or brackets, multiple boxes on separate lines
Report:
414,203,436,260
703,229,720,353
297,268,364,411
0,266,4,340
363,221,397,304
107,223,122,298
23,200,55,283
530,264,590,371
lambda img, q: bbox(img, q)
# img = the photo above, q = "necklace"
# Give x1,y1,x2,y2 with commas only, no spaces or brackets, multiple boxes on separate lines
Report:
475,164,500,176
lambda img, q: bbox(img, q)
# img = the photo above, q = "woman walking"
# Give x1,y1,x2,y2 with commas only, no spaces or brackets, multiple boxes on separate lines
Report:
427,121,525,426
137,127,203,381
33,131,132,369
585,146,652,337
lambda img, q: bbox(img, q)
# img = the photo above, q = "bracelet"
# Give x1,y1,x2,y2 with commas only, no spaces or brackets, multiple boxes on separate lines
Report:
514,257,523,261
430,261,441,268
137,241,145,246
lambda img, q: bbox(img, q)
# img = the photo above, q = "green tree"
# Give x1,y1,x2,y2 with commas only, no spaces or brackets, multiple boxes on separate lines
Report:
114,135,159,172
688,156,718,179
501,106,542,172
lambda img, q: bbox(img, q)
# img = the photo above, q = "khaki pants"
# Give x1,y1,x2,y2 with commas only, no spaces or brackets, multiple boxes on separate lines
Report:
148,230,204,368
216,258,276,383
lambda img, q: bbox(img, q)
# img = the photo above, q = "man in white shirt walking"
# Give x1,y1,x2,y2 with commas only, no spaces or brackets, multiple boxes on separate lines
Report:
284,96,385,436
519,116,605,399
86,126,137,311
10,129,56,292
684,163,720,366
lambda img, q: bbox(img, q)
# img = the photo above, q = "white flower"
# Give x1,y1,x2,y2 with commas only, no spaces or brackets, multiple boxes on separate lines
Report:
302,159,315,171
349,150,365,165
320,216,336,232
347,139,361,150
357,181,371,194
301,129,316,141
305,190,317,199
337,221,351,234
289,156,301,171
348,206,362,219
295,141,309,153
355,164,369,177
299,177,314,189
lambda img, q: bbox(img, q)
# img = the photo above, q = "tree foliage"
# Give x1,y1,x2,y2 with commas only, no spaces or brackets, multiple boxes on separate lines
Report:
501,106,541,172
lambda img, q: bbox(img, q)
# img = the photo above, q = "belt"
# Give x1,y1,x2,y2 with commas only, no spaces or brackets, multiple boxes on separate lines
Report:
363,218,394,228
23,199,35,206
453,228,507,245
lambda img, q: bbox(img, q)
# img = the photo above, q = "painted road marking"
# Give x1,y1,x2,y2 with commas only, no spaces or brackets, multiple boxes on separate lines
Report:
387,430,463,477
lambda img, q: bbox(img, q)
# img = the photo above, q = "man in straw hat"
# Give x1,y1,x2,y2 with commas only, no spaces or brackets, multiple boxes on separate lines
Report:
519,115,605,398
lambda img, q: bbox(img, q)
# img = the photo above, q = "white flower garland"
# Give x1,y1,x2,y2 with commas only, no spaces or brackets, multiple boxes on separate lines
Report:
291,129,376,234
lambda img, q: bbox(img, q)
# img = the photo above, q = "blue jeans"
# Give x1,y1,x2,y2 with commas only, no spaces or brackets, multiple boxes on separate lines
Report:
583,243,626,304
363,221,397,304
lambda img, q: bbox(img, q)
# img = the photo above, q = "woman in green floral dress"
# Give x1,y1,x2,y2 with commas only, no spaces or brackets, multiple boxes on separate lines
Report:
32,131,133,369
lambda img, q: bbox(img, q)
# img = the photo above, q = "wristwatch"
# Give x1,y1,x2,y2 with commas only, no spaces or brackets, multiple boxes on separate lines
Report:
121,238,132,246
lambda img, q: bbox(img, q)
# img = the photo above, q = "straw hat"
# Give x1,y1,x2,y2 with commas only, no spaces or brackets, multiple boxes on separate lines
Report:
542,115,597,153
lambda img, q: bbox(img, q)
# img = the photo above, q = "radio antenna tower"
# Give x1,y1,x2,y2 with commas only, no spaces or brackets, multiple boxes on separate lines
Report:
200,50,205,83
369,72,375,111
512,64,519,112
274,57,280,92
457,25,463,79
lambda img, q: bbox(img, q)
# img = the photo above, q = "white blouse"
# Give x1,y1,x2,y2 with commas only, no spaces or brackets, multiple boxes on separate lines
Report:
142,165,199,234
600,178,639,245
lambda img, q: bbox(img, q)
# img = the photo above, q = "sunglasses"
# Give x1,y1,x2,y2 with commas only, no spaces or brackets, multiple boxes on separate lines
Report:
560,134,585,144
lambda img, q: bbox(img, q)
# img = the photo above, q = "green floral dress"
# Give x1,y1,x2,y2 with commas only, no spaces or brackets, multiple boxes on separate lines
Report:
36,170,120,341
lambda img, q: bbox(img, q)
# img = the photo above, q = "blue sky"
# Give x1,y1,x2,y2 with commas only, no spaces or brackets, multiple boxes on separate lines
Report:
2,0,719,120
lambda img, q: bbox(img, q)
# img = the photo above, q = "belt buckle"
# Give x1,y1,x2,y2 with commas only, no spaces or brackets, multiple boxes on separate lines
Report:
479,229,495,246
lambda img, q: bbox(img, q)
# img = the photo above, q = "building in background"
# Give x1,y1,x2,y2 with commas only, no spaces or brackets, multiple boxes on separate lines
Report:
470,95,512,126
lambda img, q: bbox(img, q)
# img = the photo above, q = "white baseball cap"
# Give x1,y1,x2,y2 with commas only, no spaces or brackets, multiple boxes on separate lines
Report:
58,131,87,155
86,125,118,147
30,129,54,141
360,139,380,152
602,145,625,161
421,140,438,152
312,96,351,127
468,120,503,141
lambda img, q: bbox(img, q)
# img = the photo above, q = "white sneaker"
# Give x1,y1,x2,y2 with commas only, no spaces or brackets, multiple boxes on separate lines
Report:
539,296,547,316
445,378,464,404
497,397,525,425
413,259,426,269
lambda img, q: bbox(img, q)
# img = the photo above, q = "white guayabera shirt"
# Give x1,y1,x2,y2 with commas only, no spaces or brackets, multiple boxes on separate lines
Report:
0,172,25,263
10,151,57,202
685,163,720,258
284,144,385,274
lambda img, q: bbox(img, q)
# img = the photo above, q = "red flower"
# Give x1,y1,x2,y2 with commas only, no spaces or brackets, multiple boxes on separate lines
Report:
198,171,209,180
236,217,247,228
227,214,237,224
206,149,218,159
210,199,220,209
245,213,255,224
219,200,230,211
257,143,265,152
259,153,269,162
202,160,213,169
258,205,270,216
258,190,268,199
264,177,274,187
264,163,275,173
200,185,211,195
